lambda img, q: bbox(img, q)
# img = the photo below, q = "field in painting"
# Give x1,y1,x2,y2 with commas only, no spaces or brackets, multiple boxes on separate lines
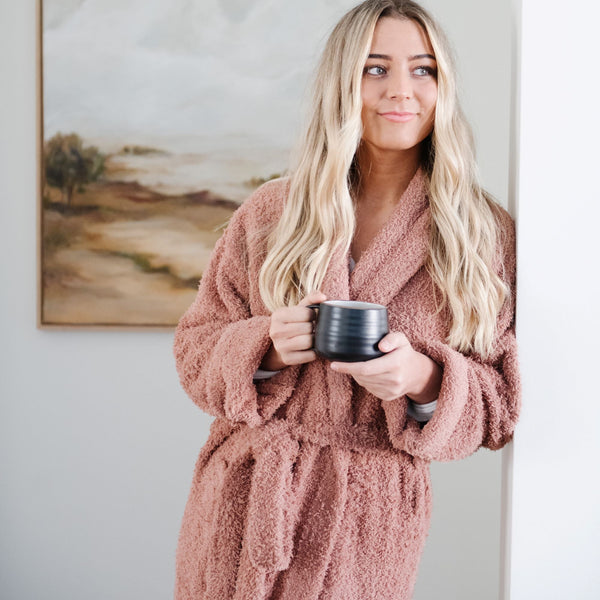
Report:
41,153,243,326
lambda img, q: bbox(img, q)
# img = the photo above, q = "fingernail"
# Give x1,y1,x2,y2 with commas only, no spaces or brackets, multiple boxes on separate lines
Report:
330,363,338,370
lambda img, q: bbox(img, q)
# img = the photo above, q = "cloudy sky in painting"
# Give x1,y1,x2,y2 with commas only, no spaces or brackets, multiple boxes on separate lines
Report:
43,0,358,154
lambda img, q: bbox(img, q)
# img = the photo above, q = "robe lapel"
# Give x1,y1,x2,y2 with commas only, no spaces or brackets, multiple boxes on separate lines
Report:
350,168,430,307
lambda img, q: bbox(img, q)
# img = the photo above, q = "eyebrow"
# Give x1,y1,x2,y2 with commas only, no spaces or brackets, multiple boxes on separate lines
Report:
367,53,436,61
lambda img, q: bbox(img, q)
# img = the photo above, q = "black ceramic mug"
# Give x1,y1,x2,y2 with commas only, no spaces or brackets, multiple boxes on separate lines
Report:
308,300,389,362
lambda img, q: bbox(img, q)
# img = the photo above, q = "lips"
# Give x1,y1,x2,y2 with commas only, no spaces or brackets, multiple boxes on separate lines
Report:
379,112,416,123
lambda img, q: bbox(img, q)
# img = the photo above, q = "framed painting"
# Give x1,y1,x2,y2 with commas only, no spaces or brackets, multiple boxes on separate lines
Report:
38,0,354,327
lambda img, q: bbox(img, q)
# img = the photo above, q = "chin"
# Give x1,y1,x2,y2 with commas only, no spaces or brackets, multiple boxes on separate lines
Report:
374,140,423,153
367,131,431,154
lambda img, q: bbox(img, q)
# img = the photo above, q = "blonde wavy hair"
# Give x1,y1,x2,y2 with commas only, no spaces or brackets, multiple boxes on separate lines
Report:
258,0,509,358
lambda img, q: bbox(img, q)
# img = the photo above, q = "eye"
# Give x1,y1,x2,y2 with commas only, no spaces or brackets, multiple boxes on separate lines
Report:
413,65,436,77
364,65,387,76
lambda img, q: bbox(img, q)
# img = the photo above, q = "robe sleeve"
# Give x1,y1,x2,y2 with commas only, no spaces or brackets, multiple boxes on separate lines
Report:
173,185,299,428
384,208,521,461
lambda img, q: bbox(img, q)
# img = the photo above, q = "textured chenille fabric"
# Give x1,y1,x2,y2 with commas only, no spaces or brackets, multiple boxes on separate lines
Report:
172,168,521,600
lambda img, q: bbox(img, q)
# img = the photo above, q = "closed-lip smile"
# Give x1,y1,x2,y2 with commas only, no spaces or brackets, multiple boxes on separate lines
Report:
379,111,416,123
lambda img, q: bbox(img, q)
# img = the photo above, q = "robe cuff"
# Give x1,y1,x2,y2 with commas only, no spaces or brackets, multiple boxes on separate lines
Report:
383,339,485,461
403,339,476,460
208,316,299,426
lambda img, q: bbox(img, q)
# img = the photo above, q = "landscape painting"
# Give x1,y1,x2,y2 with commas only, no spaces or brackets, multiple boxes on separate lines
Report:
40,0,354,327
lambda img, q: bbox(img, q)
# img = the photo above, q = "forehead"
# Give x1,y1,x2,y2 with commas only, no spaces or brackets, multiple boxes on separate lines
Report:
370,17,435,57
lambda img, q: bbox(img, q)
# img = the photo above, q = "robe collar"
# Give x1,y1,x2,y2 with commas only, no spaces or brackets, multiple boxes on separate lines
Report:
320,167,430,307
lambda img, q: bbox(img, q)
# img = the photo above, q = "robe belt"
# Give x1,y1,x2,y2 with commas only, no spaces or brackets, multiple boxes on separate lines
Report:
245,419,301,572
284,419,398,455
241,418,401,572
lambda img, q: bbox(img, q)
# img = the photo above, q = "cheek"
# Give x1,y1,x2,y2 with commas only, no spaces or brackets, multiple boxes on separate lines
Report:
361,81,381,111
424,85,438,115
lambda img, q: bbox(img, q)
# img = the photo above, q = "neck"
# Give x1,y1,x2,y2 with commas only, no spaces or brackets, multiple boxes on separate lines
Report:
355,143,421,208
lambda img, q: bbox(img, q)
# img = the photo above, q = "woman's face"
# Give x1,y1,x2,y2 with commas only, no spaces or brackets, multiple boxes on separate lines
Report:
360,17,438,156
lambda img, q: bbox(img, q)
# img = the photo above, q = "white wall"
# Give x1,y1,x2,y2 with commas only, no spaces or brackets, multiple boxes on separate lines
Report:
1,1,511,599
508,0,600,598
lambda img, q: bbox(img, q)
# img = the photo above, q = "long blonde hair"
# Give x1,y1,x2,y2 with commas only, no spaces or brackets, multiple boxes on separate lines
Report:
258,0,509,358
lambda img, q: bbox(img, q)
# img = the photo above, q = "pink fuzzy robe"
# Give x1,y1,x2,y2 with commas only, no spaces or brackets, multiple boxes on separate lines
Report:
172,169,521,600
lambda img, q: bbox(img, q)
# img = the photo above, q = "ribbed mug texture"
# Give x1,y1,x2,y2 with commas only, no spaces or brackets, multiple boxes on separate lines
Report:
309,300,389,362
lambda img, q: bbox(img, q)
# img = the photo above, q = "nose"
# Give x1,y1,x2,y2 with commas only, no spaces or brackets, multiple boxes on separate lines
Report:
388,69,412,100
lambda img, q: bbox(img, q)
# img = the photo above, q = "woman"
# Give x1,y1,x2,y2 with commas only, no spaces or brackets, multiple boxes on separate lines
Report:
173,1,521,599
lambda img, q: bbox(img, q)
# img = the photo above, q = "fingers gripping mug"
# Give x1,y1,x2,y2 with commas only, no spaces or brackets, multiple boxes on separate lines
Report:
308,300,389,362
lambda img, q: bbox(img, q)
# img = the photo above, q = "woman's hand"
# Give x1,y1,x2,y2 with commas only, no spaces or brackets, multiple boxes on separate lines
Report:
330,331,443,404
260,292,327,371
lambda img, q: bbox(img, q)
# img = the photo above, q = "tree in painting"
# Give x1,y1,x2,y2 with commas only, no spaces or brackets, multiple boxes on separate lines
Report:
44,133,105,206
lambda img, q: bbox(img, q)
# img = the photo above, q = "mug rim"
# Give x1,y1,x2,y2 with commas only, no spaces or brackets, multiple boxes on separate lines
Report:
321,300,386,310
